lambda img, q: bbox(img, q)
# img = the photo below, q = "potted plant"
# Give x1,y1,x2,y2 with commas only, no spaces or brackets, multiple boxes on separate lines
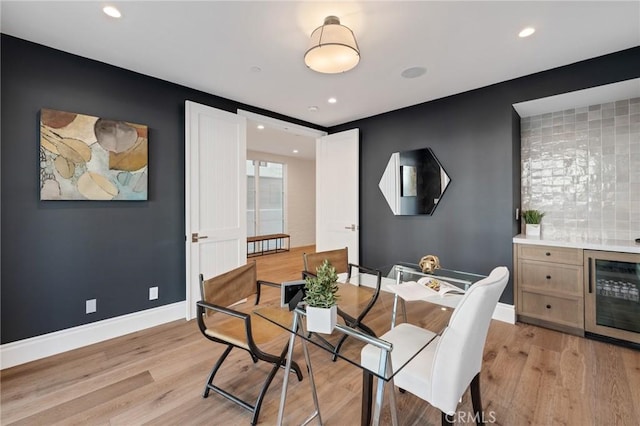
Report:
522,209,545,237
304,259,340,334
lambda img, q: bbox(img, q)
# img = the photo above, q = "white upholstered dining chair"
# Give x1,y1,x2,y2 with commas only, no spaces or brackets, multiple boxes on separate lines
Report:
361,266,509,425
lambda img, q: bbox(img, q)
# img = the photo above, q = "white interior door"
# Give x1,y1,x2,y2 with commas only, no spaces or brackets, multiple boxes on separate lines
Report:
316,129,359,265
185,101,247,320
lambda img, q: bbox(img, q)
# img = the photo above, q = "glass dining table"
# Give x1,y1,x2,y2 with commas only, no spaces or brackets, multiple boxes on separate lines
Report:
254,263,486,426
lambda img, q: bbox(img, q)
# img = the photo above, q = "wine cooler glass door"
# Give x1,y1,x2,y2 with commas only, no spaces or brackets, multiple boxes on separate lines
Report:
585,250,640,344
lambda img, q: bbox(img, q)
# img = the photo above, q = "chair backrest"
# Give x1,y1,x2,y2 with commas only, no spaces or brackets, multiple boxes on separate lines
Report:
303,247,349,275
430,266,509,414
200,263,257,316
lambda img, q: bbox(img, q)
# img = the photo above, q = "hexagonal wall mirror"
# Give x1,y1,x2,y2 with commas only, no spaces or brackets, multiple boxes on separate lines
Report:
378,147,451,215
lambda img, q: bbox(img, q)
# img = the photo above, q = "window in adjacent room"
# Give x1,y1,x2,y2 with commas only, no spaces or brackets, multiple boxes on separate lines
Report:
247,160,284,253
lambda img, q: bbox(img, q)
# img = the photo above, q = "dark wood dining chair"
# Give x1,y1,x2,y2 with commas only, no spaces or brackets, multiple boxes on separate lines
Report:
197,262,303,425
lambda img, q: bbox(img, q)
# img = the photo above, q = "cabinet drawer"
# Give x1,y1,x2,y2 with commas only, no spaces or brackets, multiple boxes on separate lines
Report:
518,245,583,265
520,291,583,328
519,260,583,294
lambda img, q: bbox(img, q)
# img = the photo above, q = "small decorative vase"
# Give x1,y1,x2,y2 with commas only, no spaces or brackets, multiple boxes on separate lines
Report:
525,223,541,237
306,305,337,334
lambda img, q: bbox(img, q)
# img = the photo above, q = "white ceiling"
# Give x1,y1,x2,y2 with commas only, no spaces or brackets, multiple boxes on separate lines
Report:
2,1,639,158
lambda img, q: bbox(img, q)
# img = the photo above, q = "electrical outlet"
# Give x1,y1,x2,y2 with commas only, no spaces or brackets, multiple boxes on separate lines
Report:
149,286,158,300
86,299,97,314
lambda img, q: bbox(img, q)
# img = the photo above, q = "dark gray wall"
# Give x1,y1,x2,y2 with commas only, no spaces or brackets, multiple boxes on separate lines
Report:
2,33,638,343
330,47,640,304
0,35,324,344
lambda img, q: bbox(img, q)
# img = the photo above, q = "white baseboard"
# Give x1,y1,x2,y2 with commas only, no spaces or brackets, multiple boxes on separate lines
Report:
0,299,514,369
0,302,186,370
492,302,516,324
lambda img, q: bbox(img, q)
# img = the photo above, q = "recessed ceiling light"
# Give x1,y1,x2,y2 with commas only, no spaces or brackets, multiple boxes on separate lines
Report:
308,106,319,112
103,6,121,18
249,66,262,73
257,124,265,130
401,67,427,79
519,27,535,38
328,97,337,104
293,149,299,154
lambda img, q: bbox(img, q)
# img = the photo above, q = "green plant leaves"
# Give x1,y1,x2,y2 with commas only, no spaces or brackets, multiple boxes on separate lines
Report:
304,259,340,308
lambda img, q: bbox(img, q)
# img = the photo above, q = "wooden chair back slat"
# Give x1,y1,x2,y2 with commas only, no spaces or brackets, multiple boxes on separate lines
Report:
303,247,349,275
200,263,256,314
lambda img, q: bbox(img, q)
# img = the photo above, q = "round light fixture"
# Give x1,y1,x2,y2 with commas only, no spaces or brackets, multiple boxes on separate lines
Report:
103,6,122,18
328,97,337,104
308,106,319,112
519,27,535,38
293,149,299,154
257,124,265,130
304,16,360,74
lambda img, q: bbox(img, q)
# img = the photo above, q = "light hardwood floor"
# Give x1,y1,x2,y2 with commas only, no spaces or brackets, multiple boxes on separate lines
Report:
2,245,639,425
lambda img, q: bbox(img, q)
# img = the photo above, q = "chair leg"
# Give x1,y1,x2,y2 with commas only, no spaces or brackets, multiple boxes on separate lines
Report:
470,373,484,425
441,411,454,425
361,370,374,426
357,322,376,337
251,360,283,426
331,334,349,361
282,341,304,381
203,345,233,398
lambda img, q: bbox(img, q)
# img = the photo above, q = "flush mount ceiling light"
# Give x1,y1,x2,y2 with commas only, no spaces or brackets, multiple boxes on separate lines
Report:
304,16,360,74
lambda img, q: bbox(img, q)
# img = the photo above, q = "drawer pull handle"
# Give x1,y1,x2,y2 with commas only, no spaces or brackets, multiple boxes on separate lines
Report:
545,252,551,256
546,304,552,309
546,275,551,280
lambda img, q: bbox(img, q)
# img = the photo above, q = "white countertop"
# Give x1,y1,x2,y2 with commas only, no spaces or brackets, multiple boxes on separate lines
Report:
513,234,640,254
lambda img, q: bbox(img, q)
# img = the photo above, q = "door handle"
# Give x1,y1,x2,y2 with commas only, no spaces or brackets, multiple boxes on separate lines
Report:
191,233,209,242
344,224,356,231
587,258,593,294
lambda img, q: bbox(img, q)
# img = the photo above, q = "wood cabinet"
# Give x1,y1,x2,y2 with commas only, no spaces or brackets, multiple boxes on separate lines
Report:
514,244,584,335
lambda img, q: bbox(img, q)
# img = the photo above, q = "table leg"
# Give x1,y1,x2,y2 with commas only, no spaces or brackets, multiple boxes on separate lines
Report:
372,352,390,425
300,315,322,425
277,311,323,426
277,312,300,425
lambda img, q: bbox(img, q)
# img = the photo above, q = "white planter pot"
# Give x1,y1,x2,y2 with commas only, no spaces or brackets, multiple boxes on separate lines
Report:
525,223,541,237
306,305,337,334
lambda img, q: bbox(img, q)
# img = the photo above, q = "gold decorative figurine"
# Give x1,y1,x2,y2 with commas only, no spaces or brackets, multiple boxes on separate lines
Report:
419,255,441,273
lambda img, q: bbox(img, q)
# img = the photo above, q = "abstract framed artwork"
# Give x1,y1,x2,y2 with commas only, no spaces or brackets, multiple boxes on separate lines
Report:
40,108,148,200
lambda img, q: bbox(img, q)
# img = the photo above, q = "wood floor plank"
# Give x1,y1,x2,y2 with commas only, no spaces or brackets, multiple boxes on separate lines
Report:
501,344,560,425
1,246,639,425
587,341,638,426
551,333,589,425
481,322,532,411
620,346,640,422
7,371,154,425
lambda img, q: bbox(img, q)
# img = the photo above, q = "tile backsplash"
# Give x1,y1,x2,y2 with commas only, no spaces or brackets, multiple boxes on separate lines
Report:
520,97,640,241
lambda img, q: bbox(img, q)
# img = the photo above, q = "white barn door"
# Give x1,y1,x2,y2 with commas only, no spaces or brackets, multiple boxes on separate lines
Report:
185,101,247,320
316,129,359,265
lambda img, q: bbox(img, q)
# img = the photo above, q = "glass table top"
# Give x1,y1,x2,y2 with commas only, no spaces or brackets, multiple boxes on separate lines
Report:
382,262,486,290
254,264,487,381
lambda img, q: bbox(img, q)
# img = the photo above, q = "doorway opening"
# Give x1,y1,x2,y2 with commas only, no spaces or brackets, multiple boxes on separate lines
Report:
240,110,326,253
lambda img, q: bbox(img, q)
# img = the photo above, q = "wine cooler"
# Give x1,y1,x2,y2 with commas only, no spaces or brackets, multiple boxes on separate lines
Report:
584,250,640,345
